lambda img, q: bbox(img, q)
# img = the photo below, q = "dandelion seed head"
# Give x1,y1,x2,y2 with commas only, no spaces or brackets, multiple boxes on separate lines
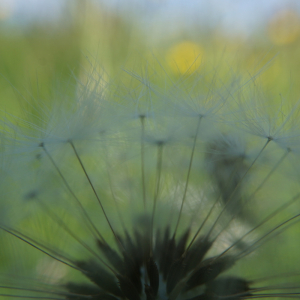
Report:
1,64,300,300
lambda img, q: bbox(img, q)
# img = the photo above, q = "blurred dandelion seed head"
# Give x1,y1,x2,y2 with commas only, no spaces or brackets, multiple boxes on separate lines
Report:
1,62,300,300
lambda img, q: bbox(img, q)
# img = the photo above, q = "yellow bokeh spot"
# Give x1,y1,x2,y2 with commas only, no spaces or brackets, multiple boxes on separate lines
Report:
166,41,203,74
268,10,300,45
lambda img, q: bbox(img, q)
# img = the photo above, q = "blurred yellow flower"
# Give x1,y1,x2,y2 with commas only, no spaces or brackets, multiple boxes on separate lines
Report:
166,41,203,74
268,9,300,45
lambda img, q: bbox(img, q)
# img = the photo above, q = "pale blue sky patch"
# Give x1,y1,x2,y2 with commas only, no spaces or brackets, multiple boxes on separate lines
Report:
0,0,300,37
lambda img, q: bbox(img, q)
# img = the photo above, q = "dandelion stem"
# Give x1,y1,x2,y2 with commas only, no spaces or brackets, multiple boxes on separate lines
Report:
226,137,271,205
238,212,300,259
41,143,104,242
211,147,291,246
35,198,115,273
184,153,250,254
183,198,216,256
215,192,300,260
206,138,271,238
0,286,92,299
106,168,126,232
173,115,202,239
248,148,291,199
150,142,164,253
0,225,82,273
185,138,271,253
69,140,118,242
140,115,147,210
101,133,127,234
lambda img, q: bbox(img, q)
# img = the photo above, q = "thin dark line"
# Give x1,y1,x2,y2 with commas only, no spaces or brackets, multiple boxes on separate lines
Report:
238,213,300,259
140,115,146,210
173,115,202,238
205,138,271,239
150,142,164,254
42,143,104,242
36,198,116,274
69,141,118,242
0,225,82,273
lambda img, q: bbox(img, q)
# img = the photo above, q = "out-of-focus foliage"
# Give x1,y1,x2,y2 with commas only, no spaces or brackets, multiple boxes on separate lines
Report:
0,1,300,117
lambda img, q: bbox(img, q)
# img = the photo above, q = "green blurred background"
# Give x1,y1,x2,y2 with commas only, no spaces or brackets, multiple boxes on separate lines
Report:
1,0,300,290
1,0,300,115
